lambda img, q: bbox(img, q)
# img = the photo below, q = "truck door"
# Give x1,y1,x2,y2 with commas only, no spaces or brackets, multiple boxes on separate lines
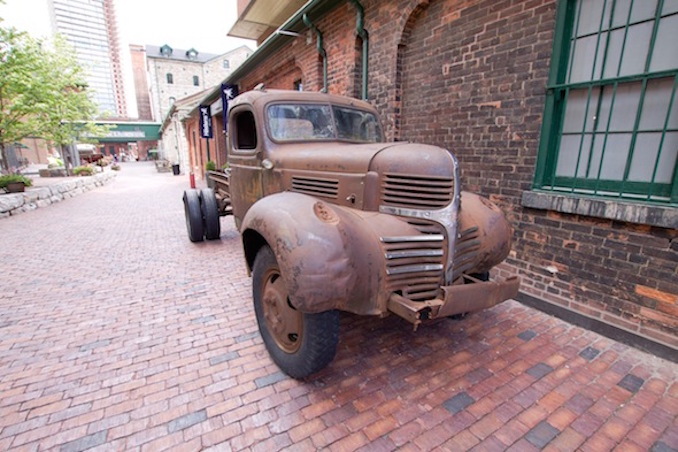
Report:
228,106,263,227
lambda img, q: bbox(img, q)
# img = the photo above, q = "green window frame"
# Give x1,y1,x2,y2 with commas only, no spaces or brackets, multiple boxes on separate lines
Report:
534,0,678,205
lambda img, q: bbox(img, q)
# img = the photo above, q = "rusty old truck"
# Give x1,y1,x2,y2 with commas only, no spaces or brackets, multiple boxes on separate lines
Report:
183,88,519,378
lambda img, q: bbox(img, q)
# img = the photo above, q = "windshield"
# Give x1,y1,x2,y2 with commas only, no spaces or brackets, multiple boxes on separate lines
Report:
267,103,383,143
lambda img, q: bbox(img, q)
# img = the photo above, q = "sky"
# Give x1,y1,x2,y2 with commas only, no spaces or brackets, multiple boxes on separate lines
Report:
0,0,257,117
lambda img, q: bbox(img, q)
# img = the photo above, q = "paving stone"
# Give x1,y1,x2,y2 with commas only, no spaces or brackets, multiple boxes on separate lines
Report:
618,374,645,393
255,372,287,389
518,330,537,341
167,409,207,433
527,363,554,380
60,430,107,452
79,339,111,352
443,392,476,414
191,315,216,324
579,346,600,361
525,421,560,448
209,352,239,366
651,441,676,452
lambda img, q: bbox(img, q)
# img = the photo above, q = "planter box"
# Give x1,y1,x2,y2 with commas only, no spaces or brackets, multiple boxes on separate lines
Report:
5,182,25,193
39,168,68,178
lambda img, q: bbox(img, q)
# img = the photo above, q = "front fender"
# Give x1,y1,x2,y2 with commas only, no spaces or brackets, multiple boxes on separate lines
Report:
241,192,384,315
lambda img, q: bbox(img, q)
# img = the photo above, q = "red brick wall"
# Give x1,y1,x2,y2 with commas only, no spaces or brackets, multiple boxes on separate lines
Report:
99,142,128,157
130,45,153,121
136,140,157,160
184,115,221,180
230,0,678,348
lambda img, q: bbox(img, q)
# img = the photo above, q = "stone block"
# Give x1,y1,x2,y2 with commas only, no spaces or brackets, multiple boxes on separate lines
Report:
23,190,40,202
35,188,52,200
0,194,24,213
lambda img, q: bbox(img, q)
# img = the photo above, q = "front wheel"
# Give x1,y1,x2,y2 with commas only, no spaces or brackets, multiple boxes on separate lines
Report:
252,245,339,378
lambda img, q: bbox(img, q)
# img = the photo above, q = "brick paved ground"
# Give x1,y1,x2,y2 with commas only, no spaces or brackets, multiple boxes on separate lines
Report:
0,161,677,451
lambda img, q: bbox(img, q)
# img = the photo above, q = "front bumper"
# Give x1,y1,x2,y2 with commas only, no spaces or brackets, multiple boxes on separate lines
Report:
387,275,520,329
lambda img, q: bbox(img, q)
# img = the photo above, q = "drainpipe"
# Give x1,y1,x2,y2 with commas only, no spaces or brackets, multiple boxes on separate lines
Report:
350,0,369,101
302,13,328,93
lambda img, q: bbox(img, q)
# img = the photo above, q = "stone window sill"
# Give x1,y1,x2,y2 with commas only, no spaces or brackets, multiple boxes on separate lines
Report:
521,191,678,229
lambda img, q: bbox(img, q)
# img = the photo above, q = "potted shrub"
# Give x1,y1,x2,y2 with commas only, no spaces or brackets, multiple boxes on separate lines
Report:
73,165,94,176
205,160,217,171
0,174,33,193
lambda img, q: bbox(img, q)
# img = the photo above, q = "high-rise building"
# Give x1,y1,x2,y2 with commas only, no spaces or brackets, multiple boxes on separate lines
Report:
48,0,126,117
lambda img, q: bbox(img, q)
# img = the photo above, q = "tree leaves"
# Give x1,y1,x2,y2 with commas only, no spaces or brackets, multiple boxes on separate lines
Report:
0,26,107,170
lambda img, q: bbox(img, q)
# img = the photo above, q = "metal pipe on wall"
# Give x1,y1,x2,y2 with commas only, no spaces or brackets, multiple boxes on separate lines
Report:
302,13,328,93
350,0,369,101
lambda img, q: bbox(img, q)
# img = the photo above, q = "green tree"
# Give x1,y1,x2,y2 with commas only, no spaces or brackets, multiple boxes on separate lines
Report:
38,36,108,174
0,26,49,170
0,26,106,172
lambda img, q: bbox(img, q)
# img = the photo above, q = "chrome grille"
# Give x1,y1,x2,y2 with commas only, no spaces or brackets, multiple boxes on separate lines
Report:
290,176,339,199
452,226,481,281
381,173,454,209
381,235,445,301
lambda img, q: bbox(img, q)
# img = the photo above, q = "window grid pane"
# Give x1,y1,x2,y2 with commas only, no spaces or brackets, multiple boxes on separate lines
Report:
542,0,678,204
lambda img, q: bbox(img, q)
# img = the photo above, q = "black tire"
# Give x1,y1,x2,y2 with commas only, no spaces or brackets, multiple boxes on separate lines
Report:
252,245,339,378
201,188,221,240
183,189,204,242
469,272,490,282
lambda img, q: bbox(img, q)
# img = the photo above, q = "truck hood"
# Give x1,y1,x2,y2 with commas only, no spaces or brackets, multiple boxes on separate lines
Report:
273,141,453,175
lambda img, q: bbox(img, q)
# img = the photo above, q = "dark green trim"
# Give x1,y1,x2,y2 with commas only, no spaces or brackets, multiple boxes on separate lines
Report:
550,176,673,198
535,0,678,205
302,13,328,93
350,0,369,101
534,0,573,189
549,68,678,91
226,0,340,86
86,122,161,142
187,0,342,120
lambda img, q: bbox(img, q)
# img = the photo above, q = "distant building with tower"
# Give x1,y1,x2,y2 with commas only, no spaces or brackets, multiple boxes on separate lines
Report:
130,44,252,124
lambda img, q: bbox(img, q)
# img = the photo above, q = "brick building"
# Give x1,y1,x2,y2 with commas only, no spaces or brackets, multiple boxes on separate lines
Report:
186,0,677,356
158,89,210,173
144,44,252,123
129,44,153,121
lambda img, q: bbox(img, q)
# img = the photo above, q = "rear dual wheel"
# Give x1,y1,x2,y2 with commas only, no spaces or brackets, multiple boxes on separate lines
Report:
201,188,220,240
183,189,204,242
183,188,220,242
252,245,339,378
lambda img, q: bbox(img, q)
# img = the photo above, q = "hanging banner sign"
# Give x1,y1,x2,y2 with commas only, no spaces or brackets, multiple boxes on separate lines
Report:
199,105,213,138
221,84,238,133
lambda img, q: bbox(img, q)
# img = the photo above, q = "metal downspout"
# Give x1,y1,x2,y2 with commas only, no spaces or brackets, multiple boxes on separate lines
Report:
302,13,328,93
349,0,369,101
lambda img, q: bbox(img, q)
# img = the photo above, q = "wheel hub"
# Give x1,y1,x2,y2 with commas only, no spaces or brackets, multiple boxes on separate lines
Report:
262,271,303,353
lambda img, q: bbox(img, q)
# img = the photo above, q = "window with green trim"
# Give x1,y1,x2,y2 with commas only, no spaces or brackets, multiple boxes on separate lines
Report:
535,0,678,204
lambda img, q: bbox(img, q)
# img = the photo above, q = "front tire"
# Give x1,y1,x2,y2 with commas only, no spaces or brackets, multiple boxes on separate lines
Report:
252,245,339,378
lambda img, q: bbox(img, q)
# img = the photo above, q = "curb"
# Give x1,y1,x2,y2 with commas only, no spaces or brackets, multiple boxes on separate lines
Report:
0,172,117,219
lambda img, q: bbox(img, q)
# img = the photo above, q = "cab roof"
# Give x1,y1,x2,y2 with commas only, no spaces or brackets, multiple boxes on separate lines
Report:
230,89,377,113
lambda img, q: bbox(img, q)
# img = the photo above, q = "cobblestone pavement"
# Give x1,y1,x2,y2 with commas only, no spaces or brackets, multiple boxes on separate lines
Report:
1,161,677,451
